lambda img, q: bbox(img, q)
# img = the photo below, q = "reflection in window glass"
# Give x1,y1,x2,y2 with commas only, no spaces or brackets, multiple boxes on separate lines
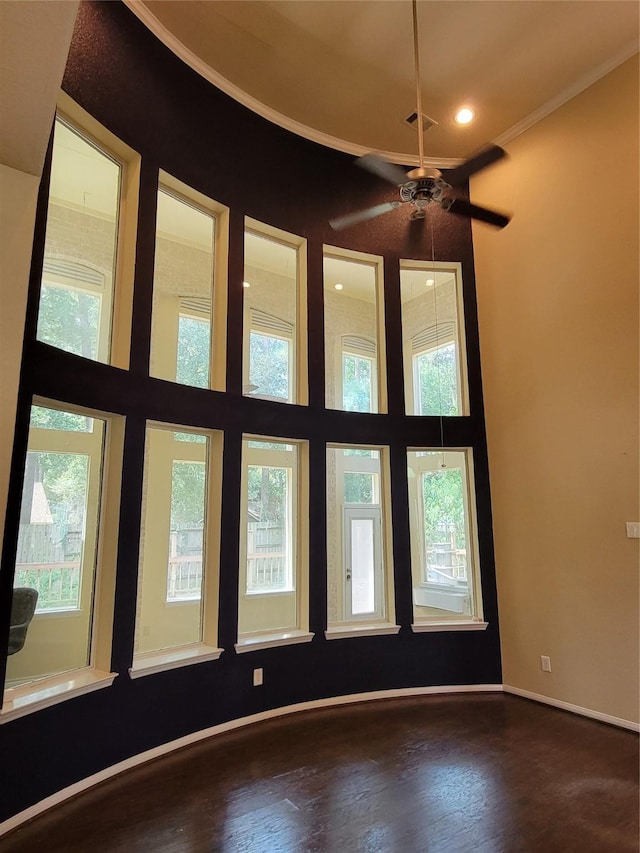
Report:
244,229,299,403
342,351,375,413
37,118,121,363
324,252,382,413
150,187,215,388
239,439,299,637
135,428,208,655
5,405,105,689
407,450,480,623
249,330,291,401
326,445,388,626
400,264,467,416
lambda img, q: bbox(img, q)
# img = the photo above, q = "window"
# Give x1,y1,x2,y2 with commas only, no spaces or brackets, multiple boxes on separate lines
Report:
324,249,386,413
247,311,294,402
133,426,223,671
4,401,122,710
407,450,484,628
341,336,378,413
36,116,128,365
150,176,228,389
400,262,468,416
326,446,397,635
237,438,311,649
243,223,307,404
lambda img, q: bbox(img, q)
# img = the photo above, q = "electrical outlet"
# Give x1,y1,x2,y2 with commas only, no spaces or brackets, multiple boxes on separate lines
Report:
626,522,640,539
253,668,263,687
540,655,552,672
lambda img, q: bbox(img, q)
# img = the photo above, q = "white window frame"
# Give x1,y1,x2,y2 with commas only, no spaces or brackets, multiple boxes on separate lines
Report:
150,176,229,392
2,397,125,722
323,245,387,414
243,220,308,406
407,448,487,632
130,424,224,678
44,94,141,371
236,436,312,652
325,445,399,639
400,260,470,417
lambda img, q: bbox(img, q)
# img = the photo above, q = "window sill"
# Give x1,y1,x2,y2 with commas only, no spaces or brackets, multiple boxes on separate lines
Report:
235,630,314,654
325,624,401,640
129,644,223,679
1,668,117,723
411,620,488,633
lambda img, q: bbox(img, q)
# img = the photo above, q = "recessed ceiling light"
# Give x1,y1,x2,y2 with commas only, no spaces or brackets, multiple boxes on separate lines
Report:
426,278,435,286
243,281,251,288
455,107,474,125
334,283,343,291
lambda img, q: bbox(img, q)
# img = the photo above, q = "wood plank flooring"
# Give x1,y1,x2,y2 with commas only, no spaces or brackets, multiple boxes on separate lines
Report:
1,694,638,852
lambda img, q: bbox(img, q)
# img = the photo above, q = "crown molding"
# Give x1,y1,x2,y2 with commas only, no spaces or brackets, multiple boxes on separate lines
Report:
494,40,639,148
122,0,460,168
123,2,638,165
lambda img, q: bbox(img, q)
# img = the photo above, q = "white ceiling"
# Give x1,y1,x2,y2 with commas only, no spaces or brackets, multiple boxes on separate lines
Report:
130,0,639,165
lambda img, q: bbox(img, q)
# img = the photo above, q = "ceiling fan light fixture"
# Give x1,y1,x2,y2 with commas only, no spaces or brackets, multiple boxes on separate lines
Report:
455,107,475,125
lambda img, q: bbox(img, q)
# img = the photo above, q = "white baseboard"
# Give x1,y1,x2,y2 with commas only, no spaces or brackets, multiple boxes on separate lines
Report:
0,684,502,836
503,684,640,733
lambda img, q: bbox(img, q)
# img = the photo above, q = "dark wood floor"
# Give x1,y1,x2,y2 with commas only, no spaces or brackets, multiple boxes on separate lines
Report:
1,694,638,852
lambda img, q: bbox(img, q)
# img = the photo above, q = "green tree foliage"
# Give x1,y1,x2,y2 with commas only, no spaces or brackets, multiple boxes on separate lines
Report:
248,465,287,522
249,332,289,400
342,354,373,412
30,406,92,432
417,343,458,416
170,461,206,529
344,472,374,503
37,284,99,359
422,467,466,549
176,316,210,388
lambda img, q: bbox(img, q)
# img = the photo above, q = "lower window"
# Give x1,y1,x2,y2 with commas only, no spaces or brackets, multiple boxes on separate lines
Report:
133,426,222,661
4,402,112,692
407,449,483,625
326,445,394,630
238,438,307,641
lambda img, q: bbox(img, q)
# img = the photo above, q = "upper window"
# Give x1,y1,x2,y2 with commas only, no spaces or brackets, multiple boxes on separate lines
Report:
37,118,122,364
150,176,228,389
243,222,306,405
324,249,386,413
400,262,468,416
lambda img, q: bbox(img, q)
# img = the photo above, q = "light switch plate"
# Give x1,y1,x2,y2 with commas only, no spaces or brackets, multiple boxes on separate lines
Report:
626,522,640,539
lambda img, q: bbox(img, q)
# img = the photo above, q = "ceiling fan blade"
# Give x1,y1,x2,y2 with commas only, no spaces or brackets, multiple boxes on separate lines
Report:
444,198,511,228
330,201,402,230
444,145,506,187
357,153,410,186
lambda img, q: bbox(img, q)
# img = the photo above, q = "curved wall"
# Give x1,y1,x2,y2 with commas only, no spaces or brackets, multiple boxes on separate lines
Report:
0,0,500,822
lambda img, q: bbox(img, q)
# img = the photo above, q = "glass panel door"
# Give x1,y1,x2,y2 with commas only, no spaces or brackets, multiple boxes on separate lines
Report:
344,507,382,620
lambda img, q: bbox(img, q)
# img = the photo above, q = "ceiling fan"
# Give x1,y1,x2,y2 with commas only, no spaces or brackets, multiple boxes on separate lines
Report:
330,0,511,231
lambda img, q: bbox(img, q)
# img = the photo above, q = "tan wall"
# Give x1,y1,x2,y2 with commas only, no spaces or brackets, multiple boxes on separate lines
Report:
0,165,39,543
471,55,639,723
